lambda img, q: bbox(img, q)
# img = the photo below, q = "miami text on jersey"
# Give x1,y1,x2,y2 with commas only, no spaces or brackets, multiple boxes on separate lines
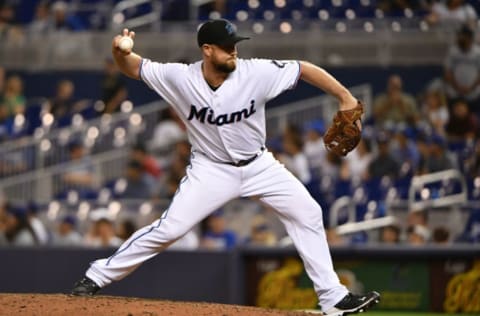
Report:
187,100,256,126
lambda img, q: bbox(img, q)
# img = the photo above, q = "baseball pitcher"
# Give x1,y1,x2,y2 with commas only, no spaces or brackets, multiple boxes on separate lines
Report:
72,19,379,316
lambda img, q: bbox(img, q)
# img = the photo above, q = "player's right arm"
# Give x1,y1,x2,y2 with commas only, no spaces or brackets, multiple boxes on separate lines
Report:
113,30,187,106
112,28,142,80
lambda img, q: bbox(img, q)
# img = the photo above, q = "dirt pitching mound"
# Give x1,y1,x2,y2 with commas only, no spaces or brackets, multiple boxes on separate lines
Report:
0,293,318,316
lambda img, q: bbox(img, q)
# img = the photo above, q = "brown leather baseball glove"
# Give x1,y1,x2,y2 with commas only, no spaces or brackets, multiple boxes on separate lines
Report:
323,100,364,157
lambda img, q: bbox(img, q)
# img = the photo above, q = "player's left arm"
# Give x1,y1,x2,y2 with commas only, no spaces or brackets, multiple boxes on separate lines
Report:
299,61,357,111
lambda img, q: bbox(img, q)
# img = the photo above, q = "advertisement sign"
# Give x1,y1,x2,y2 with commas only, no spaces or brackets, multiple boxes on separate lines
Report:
334,261,429,311
245,254,480,313
245,256,318,309
431,259,480,313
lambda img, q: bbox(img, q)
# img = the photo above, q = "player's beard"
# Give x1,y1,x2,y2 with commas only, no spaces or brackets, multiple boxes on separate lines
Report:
213,58,236,74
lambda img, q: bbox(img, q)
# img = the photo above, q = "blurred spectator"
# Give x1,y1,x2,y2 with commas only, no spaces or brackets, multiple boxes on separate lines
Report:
379,224,401,244
198,0,226,19
406,224,430,245
100,57,127,114
377,0,423,15
322,151,343,180
419,134,456,174
0,75,26,122
48,79,75,120
173,139,192,163
283,123,302,142
52,214,82,246
407,209,429,227
150,107,187,151
303,120,327,175
27,201,49,245
415,132,431,172
0,1,14,38
120,160,156,199
116,219,136,241
444,25,480,113
244,215,278,247
391,126,420,172
156,139,191,199
62,140,97,190
421,90,449,136
157,174,182,200
130,143,162,179
464,139,480,176
0,2,23,43
0,137,31,176
84,217,123,248
426,0,477,29
373,74,419,127
0,67,5,140
344,138,373,180
406,209,431,245
432,226,451,244
326,228,347,246
270,124,299,167
367,132,399,180
27,1,51,36
0,66,4,94
51,1,85,31
47,79,89,124
445,99,478,141
281,134,311,184
200,210,237,250
169,140,191,178
0,204,38,246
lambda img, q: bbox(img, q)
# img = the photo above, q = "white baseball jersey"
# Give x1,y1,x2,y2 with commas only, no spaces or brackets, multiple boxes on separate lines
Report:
140,58,301,163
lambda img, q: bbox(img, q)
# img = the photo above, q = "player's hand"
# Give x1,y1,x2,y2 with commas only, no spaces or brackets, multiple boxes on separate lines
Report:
112,28,135,56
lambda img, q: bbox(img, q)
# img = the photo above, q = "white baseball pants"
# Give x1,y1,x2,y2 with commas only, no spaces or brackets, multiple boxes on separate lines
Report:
86,150,348,310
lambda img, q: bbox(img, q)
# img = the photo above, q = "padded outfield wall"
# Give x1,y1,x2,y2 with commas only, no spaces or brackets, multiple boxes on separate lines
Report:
0,246,478,313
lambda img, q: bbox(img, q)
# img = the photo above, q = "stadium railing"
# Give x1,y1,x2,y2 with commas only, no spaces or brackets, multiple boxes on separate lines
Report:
0,84,371,202
0,100,167,179
329,169,471,237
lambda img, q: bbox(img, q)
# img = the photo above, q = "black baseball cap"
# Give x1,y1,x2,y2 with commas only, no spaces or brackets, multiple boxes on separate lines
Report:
197,19,250,47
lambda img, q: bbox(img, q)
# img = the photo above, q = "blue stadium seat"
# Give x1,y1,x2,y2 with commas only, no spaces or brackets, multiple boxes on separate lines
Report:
25,102,43,134
363,176,392,201
457,207,480,243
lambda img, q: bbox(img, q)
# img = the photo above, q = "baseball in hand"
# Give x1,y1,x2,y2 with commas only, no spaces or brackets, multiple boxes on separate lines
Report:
118,36,134,52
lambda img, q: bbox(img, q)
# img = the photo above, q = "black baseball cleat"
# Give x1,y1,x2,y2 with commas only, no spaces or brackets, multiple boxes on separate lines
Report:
323,291,381,316
71,277,101,296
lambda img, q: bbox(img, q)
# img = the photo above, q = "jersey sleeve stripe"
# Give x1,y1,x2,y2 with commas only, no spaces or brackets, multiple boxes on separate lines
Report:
291,61,301,90
139,58,145,81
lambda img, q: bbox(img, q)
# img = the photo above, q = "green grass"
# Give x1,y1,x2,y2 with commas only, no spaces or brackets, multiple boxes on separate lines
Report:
302,310,469,315
367,313,468,316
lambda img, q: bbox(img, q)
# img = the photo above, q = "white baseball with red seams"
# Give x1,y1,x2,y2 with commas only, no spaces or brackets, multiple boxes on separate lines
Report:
85,57,349,311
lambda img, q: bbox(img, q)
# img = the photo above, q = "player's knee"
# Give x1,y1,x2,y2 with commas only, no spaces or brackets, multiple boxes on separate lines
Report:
161,225,189,241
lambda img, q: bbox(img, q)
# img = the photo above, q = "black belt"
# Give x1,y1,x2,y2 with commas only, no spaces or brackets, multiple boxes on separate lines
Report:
225,147,265,167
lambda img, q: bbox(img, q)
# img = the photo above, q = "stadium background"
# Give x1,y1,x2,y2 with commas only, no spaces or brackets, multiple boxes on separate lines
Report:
1,0,480,315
